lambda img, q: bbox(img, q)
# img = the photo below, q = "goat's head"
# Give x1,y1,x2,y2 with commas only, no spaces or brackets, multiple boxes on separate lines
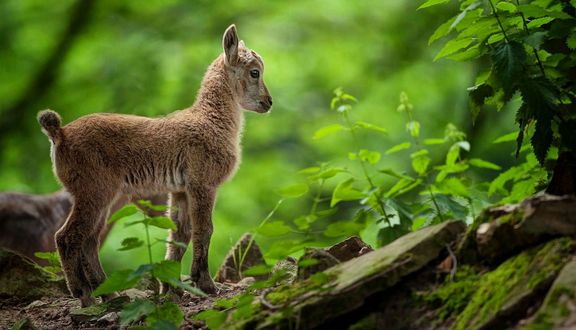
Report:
223,24,272,113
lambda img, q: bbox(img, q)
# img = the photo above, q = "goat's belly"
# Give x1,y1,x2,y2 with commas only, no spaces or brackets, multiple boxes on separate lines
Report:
121,164,186,193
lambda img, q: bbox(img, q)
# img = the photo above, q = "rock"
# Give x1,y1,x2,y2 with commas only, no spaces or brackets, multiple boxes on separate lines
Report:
241,220,466,329
124,288,149,300
97,312,119,325
326,236,373,262
296,237,373,280
70,296,129,323
236,276,256,288
24,300,47,310
0,249,67,303
70,303,110,323
525,257,576,329
271,257,297,285
297,248,340,280
475,194,576,263
452,238,573,330
9,318,36,330
215,233,266,283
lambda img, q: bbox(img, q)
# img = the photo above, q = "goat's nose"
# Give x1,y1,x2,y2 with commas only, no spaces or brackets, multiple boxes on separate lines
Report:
267,96,273,106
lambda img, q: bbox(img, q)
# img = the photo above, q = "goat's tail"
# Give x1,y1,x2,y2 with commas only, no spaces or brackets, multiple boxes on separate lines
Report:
37,110,62,144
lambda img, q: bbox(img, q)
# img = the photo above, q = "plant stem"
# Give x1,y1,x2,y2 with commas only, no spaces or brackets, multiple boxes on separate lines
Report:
487,0,510,42
342,111,376,188
310,179,324,215
144,223,153,265
429,187,445,222
514,0,547,78
341,110,392,223
239,199,284,274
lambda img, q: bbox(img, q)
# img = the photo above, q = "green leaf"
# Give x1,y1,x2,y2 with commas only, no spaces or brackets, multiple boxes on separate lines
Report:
437,177,470,197
331,178,365,207
385,142,411,155
491,41,527,99
429,17,456,45
493,131,518,143
313,124,346,140
567,30,576,50
307,167,346,181
518,78,557,165
277,183,309,198
406,121,421,138
137,200,169,212
446,144,461,165
93,270,141,296
194,310,227,330
496,2,517,12
108,204,139,224
469,158,502,170
418,0,450,10
434,38,475,61
527,17,555,29
412,155,431,176
379,168,413,180
355,121,387,134
524,31,547,50
120,299,155,325
298,166,321,174
385,178,421,198
156,239,188,249
146,302,183,329
151,260,180,284
488,165,524,196
257,221,291,236
118,237,144,251
358,149,381,165
324,221,365,237
243,264,272,276
146,216,177,231
423,138,445,145
298,258,320,268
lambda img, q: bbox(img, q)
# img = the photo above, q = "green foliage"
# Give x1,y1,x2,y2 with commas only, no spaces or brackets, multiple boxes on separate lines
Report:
426,0,576,166
34,251,62,276
94,201,204,329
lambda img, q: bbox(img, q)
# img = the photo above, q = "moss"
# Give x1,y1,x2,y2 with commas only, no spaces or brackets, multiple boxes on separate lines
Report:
425,265,482,321
523,260,576,329
453,238,573,330
266,272,337,306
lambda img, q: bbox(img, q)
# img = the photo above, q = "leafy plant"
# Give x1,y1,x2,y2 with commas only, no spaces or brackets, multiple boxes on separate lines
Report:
91,201,206,329
423,0,576,172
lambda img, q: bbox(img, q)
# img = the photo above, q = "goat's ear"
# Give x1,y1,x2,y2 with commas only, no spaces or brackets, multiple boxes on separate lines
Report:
223,24,239,66
239,40,246,49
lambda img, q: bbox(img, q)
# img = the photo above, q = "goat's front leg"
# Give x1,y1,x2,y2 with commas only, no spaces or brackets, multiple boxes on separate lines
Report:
188,186,217,294
160,192,192,294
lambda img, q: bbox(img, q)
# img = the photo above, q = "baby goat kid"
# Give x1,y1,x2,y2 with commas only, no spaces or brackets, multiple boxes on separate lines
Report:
38,25,272,306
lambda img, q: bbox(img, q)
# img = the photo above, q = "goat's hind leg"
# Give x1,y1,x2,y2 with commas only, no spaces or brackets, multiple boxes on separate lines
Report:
82,204,117,302
160,192,192,294
56,196,110,307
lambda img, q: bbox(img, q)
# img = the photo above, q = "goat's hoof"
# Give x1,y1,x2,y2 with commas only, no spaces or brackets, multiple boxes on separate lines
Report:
80,296,97,307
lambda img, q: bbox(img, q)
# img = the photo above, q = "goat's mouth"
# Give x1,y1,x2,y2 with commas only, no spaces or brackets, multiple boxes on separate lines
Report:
258,101,272,113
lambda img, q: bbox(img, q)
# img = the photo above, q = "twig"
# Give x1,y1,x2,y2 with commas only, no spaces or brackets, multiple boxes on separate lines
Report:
446,243,458,281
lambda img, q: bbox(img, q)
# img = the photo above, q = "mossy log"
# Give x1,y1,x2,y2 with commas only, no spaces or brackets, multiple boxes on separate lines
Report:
237,220,466,329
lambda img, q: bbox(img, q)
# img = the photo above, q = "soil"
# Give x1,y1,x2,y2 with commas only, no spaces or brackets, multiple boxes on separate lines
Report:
0,282,247,329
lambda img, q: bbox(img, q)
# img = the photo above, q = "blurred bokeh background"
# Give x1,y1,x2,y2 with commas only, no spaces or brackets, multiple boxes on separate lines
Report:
0,0,520,274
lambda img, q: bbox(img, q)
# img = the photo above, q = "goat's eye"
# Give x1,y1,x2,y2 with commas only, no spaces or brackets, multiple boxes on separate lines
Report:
250,69,260,79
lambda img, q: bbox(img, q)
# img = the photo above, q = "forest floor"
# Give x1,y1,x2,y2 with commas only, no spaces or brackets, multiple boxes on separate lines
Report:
0,282,246,329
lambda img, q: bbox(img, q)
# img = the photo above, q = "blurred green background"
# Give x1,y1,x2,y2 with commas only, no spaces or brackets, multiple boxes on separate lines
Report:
0,0,519,274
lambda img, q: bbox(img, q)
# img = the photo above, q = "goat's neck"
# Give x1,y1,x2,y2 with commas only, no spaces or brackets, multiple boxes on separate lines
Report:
194,56,243,133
